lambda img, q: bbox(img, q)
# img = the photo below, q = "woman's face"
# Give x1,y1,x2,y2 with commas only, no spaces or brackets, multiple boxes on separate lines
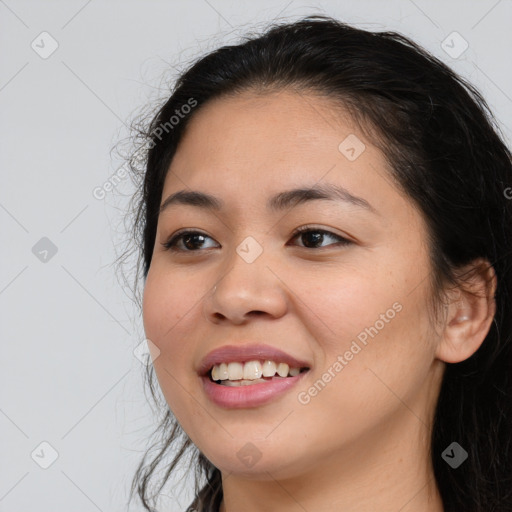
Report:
142,89,444,479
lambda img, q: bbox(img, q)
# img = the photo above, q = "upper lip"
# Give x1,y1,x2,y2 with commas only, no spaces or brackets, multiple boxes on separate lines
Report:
197,343,311,376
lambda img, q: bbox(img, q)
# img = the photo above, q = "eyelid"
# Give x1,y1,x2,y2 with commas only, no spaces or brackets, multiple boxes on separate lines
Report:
290,224,352,240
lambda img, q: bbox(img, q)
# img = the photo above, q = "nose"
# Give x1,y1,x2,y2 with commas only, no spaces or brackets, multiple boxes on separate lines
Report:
204,245,288,325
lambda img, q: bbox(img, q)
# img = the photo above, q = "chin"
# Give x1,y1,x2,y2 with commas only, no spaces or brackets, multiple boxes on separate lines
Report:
204,446,309,481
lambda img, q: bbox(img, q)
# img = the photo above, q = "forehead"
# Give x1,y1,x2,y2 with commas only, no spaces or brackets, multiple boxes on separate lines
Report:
160,89,415,226
179,88,359,152
166,90,379,184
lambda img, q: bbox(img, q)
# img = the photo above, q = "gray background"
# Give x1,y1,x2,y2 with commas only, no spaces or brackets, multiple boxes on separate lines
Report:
1,0,511,510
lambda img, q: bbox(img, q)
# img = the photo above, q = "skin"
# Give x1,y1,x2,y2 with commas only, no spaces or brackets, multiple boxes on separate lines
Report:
142,89,496,512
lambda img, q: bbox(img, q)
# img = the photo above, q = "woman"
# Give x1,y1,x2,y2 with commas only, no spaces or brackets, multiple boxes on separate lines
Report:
121,15,512,512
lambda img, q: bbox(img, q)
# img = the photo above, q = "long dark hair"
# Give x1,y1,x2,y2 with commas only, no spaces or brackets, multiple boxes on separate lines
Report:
118,15,512,512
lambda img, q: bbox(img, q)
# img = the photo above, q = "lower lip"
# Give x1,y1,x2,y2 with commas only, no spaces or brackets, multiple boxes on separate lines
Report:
201,371,309,409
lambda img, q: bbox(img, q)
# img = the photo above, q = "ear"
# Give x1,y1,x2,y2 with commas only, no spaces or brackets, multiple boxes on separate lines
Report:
435,258,497,364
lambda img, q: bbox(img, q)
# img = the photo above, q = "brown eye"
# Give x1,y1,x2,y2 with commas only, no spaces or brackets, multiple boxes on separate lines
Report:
290,227,352,249
162,231,218,252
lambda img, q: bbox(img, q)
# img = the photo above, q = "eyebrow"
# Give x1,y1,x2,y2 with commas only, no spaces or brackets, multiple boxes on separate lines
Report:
159,183,378,215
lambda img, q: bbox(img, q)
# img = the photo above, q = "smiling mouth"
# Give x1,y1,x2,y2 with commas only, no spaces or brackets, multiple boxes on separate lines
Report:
208,360,310,386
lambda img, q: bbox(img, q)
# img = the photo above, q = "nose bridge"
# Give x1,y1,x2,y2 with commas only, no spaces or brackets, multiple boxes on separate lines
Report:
207,232,287,322
235,234,266,265
221,233,269,290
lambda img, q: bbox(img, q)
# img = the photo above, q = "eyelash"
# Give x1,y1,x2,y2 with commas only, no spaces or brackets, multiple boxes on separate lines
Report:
161,225,352,253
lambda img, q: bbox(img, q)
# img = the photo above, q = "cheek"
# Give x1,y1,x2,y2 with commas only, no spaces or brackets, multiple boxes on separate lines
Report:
141,267,199,378
294,259,434,404
143,266,191,343
289,301,433,461
291,262,401,351
141,268,204,422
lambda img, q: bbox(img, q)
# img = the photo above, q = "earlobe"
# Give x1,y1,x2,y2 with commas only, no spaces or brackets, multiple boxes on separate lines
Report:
435,259,497,364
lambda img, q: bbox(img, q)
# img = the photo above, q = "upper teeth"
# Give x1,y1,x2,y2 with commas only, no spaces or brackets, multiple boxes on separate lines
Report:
210,360,301,381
